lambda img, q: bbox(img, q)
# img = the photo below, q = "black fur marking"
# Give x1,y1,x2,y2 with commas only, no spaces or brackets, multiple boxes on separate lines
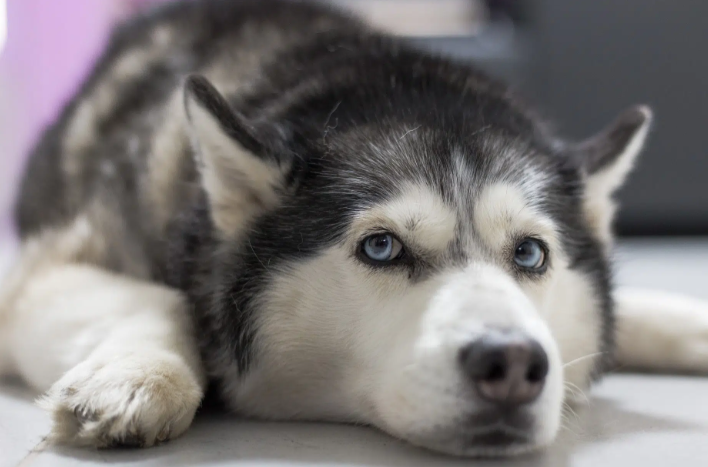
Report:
185,75,267,158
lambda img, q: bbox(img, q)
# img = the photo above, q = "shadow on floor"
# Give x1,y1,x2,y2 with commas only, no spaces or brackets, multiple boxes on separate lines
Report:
35,396,703,467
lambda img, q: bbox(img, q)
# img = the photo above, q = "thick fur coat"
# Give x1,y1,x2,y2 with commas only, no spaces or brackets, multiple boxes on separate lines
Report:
1,0,707,457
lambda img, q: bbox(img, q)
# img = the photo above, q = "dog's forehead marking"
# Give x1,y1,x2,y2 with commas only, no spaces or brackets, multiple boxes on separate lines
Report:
472,182,559,252
352,184,457,254
338,128,563,262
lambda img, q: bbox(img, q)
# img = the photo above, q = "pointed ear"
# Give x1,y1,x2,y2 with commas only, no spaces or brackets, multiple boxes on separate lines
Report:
576,105,653,193
183,75,292,236
574,105,653,242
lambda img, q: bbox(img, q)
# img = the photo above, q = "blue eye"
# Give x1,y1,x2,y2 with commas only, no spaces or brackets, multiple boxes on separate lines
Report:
361,234,405,263
514,239,547,270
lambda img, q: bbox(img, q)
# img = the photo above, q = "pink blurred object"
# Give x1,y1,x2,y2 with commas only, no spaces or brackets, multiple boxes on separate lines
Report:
0,0,162,238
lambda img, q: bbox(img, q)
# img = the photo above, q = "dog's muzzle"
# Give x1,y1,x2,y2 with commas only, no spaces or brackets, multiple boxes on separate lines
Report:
451,328,551,451
373,265,563,457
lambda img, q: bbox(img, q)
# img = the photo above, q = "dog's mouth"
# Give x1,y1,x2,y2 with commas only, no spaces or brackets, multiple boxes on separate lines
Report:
401,412,542,457
459,416,537,456
463,425,535,455
405,428,539,458
468,425,530,445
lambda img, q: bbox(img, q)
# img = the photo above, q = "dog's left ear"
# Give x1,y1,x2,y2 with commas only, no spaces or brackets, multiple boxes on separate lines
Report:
573,105,653,242
183,75,296,236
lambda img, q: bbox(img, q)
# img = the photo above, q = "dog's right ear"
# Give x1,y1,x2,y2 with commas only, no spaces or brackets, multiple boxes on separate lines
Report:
572,105,653,244
183,75,293,236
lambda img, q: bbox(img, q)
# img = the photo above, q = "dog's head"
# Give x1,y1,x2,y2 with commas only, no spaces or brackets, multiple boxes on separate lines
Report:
178,49,651,456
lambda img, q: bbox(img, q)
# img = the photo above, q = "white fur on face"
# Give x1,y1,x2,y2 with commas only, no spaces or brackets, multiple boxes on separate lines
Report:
226,184,460,422
372,264,564,455
353,184,458,256
473,183,603,398
232,181,597,456
473,182,559,253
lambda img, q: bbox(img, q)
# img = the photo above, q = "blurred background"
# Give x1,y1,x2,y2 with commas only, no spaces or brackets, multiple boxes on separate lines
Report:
0,0,707,243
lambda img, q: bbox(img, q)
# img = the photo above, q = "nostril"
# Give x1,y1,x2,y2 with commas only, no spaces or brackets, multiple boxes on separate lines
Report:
526,363,544,383
484,361,507,382
526,340,549,384
459,340,508,382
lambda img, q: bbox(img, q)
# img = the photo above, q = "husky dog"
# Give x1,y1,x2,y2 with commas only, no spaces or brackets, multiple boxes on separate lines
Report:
1,0,707,457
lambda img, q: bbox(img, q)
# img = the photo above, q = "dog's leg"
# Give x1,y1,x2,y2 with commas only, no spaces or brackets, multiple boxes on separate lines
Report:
1,261,205,447
614,287,708,372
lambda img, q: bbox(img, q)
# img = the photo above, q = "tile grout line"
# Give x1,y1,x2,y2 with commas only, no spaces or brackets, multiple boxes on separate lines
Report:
15,438,49,467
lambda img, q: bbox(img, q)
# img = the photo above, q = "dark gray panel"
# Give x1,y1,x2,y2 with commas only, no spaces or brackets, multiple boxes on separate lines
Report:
531,0,708,234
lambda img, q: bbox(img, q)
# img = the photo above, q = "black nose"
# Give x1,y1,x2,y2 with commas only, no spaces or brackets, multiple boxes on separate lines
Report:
459,329,549,407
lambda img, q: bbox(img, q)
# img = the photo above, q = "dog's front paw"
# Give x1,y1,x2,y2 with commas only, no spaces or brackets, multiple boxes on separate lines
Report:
38,353,202,448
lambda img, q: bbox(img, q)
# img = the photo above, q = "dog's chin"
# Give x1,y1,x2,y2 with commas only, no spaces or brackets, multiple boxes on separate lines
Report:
390,414,556,458
402,429,547,458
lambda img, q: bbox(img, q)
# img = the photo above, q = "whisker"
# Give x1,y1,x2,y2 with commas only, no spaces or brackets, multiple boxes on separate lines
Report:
560,407,584,438
558,418,580,437
564,381,590,405
562,401,583,424
563,351,606,369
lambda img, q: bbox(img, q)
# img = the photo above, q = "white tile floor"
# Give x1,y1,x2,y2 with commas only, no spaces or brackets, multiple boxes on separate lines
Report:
2,239,708,466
